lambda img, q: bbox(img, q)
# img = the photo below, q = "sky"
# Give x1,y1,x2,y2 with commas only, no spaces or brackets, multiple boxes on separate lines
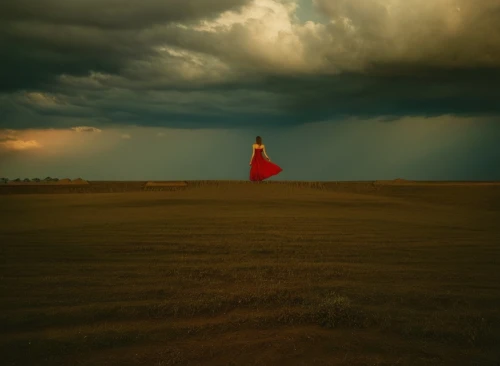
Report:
0,0,499,181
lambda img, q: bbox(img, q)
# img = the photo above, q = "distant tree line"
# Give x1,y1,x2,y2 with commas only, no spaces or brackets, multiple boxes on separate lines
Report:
0,177,61,183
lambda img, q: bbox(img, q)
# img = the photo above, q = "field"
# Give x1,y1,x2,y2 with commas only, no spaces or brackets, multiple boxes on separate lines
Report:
1,181,500,365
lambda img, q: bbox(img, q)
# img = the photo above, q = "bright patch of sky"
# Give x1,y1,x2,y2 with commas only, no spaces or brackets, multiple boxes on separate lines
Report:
294,0,328,24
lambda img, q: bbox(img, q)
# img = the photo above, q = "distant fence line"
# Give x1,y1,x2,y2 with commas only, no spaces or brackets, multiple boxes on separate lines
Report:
0,180,374,194
1,180,499,195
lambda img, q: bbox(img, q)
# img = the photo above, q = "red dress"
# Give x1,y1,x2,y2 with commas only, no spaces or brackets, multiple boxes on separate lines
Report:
250,147,283,181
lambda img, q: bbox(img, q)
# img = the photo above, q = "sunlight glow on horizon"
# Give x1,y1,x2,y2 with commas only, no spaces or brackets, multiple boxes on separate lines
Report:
1,115,496,181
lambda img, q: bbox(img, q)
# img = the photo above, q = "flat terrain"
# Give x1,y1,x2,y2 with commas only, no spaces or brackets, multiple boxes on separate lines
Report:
1,181,500,365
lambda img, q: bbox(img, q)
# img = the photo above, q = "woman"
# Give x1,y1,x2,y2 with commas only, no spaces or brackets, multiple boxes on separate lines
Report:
249,136,283,181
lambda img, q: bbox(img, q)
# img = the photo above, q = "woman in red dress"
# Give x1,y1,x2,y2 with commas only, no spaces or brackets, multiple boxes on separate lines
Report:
249,136,283,181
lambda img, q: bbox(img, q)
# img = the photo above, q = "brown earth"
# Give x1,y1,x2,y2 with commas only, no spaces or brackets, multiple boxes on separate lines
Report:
1,181,500,365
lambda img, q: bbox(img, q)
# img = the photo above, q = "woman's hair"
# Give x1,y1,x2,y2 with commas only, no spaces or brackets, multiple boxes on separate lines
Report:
256,136,262,145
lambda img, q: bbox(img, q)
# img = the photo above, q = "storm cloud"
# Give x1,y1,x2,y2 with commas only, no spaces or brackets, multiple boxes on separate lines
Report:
0,0,252,29
0,0,499,130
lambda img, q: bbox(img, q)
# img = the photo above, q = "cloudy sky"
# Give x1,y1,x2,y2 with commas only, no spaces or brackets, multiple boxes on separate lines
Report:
1,0,499,181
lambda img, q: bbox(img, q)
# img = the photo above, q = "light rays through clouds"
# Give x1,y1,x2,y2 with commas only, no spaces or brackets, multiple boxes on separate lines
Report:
0,0,499,180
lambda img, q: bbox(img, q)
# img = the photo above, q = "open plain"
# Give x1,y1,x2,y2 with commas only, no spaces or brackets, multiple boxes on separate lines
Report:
1,180,500,365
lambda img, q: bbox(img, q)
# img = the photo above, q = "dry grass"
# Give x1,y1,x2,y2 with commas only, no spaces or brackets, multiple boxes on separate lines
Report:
1,181,500,365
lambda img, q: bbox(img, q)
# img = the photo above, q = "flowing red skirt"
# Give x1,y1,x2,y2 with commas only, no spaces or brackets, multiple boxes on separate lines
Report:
250,149,282,181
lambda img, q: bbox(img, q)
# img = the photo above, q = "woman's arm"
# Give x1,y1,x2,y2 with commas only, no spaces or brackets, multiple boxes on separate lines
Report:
249,147,255,165
263,146,270,161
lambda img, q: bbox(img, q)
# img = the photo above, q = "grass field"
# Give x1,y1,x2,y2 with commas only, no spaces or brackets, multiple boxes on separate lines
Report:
1,181,500,365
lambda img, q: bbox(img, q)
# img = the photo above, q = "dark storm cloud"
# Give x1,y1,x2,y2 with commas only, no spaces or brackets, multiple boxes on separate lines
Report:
3,64,499,130
0,0,250,92
0,0,252,29
0,0,499,130
265,65,500,124
0,25,127,92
